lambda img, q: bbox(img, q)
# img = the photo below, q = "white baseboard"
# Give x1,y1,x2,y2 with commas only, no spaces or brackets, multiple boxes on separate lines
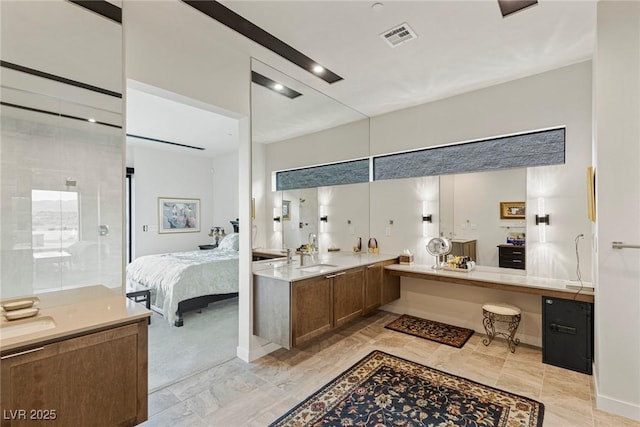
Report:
594,370,640,422
237,342,281,363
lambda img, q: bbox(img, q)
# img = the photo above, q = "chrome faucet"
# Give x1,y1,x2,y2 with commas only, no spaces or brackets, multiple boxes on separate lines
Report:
299,251,312,266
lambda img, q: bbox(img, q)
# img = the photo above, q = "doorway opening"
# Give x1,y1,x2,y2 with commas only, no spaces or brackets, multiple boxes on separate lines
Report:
125,79,241,392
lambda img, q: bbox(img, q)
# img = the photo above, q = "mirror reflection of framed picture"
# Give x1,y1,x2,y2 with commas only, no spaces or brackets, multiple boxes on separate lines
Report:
500,201,525,219
282,200,291,221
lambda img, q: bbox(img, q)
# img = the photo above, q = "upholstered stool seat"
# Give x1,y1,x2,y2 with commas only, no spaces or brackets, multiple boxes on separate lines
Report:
482,302,521,352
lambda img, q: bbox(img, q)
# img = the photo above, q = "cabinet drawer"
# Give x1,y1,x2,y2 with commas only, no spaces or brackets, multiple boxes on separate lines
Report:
498,245,525,270
499,258,525,269
499,246,525,256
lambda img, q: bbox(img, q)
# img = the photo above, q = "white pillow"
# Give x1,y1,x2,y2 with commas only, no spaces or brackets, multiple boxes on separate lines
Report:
218,233,239,251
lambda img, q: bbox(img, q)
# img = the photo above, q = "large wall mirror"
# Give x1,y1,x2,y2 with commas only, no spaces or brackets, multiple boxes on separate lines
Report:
440,168,526,268
250,59,370,253
1,1,123,298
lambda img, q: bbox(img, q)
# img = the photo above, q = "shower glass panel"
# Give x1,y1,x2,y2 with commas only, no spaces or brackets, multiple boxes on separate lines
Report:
1,89,123,297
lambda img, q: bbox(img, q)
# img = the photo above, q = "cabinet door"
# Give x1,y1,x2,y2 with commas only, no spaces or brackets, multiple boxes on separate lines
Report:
381,260,401,305
291,275,333,346
1,322,146,427
333,267,365,327
364,263,383,314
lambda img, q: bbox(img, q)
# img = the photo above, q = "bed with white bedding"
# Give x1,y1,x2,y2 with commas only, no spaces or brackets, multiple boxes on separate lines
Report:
126,233,239,326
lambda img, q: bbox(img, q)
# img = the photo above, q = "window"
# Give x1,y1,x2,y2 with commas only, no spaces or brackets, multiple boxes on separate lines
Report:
31,190,79,250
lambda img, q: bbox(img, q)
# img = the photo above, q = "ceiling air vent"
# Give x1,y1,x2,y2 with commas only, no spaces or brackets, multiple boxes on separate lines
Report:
380,22,418,48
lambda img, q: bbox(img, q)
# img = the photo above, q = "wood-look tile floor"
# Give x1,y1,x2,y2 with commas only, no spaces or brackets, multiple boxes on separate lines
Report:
141,311,639,427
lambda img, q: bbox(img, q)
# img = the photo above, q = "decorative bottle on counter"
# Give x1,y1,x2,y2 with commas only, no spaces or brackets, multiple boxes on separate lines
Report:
357,237,362,252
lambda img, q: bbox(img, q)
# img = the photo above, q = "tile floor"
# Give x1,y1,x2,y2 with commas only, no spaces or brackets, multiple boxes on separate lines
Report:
142,311,639,427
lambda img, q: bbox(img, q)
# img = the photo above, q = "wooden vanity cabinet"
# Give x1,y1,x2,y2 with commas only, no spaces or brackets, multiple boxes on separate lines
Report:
381,259,401,305
254,258,400,349
333,267,365,327
364,263,383,314
291,275,333,347
364,260,401,314
292,267,365,346
451,240,477,261
0,320,148,427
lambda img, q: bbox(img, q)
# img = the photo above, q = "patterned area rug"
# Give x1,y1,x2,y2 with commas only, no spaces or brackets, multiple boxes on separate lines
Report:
385,314,474,348
270,350,544,427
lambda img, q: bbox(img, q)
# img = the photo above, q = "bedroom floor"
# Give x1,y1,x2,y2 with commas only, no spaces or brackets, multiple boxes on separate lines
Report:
141,310,639,427
147,297,238,392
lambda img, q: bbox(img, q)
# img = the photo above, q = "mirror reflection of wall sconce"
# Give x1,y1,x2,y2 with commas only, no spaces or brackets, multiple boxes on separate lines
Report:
273,207,282,232
422,215,432,223
319,205,328,232
535,197,549,242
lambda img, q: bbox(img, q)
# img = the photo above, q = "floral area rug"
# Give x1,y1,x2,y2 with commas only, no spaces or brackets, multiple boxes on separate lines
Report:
270,350,544,427
385,314,475,348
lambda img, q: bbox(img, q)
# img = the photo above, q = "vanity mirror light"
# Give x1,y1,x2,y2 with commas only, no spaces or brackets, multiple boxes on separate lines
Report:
1,1,123,298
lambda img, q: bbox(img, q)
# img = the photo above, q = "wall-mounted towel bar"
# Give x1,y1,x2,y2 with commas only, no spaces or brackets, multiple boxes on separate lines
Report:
612,241,640,250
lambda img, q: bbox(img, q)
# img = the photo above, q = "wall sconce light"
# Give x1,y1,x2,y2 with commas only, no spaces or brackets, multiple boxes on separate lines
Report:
536,197,549,243
422,201,432,237
273,216,281,222
535,214,550,225
320,216,328,223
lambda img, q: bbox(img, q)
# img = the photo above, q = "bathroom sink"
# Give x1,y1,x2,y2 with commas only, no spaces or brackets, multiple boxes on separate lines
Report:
265,259,296,268
298,264,338,273
1,316,56,340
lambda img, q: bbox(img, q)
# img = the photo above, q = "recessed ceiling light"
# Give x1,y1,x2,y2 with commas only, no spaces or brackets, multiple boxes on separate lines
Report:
312,65,324,74
88,118,96,123
372,3,384,12
251,71,303,99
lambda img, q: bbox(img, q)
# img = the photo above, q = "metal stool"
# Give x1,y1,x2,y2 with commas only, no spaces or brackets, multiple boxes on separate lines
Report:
482,302,521,352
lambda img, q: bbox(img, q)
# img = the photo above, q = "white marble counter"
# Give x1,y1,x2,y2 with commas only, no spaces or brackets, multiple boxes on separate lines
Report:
1,285,151,353
385,263,594,302
253,251,398,282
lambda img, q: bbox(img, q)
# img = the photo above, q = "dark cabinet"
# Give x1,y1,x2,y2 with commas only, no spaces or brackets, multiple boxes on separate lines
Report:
498,245,525,270
542,296,594,374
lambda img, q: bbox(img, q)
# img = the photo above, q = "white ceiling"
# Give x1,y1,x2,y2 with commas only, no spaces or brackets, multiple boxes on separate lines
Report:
228,0,596,118
128,0,597,152
126,84,239,157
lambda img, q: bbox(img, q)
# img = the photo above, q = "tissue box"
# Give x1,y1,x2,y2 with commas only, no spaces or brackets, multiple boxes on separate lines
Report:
399,254,414,265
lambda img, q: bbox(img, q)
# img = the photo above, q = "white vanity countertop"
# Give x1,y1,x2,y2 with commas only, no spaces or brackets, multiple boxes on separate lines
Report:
386,263,594,299
1,285,150,354
253,251,398,282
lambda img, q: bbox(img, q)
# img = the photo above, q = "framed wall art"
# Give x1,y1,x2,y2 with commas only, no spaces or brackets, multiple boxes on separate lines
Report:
500,201,525,219
282,200,291,221
158,197,200,233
